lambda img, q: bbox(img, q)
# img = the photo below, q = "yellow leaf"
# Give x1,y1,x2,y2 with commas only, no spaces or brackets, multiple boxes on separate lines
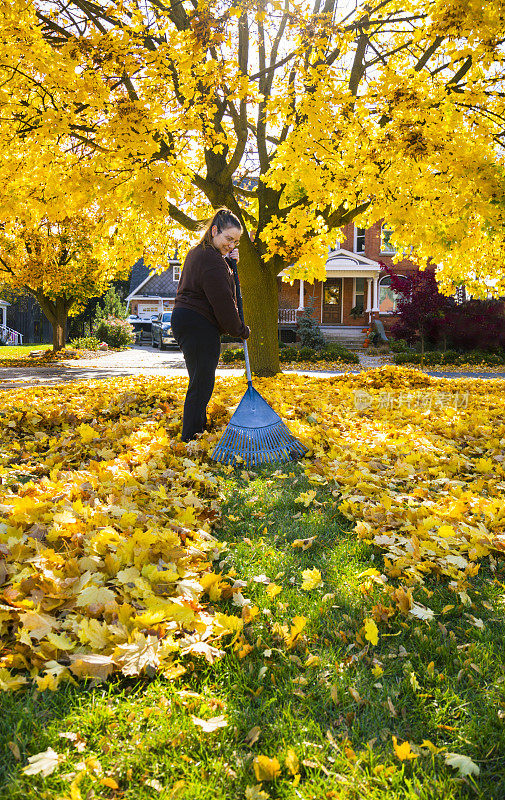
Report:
213,613,244,638
46,632,76,651
301,568,322,591
285,748,299,775
76,423,97,443
364,618,379,646
292,536,317,551
0,668,28,692
100,777,119,789
392,736,418,761
253,755,281,782
266,583,282,599
294,490,316,507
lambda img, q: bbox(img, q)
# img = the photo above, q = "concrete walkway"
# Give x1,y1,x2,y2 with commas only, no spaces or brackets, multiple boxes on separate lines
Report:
1,345,504,390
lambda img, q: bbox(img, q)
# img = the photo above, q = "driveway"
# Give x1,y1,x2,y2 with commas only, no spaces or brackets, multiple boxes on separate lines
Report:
1,346,504,390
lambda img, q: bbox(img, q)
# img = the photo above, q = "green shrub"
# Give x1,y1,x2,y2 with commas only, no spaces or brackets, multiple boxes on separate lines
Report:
70,336,101,351
94,317,134,348
390,339,410,353
279,347,299,362
296,305,326,349
221,347,244,363
394,349,505,367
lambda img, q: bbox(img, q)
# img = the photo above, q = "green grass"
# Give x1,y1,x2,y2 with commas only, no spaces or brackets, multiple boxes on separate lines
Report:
0,345,51,359
1,464,505,799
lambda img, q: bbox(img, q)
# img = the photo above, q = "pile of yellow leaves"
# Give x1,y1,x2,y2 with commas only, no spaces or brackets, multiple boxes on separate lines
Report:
292,366,505,618
0,377,248,691
1,367,504,690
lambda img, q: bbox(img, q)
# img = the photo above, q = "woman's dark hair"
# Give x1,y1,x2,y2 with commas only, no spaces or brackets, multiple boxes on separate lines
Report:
199,208,242,247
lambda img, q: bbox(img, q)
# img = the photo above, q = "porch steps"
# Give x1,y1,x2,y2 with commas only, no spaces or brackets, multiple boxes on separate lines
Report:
319,326,367,350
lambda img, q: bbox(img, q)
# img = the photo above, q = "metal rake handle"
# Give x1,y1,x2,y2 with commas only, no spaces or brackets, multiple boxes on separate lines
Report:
228,258,253,387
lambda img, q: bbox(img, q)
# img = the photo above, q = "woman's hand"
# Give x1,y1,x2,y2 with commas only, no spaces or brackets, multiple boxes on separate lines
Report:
229,248,239,262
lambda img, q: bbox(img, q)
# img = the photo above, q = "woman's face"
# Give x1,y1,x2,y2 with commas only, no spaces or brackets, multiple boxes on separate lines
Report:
211,225,242,257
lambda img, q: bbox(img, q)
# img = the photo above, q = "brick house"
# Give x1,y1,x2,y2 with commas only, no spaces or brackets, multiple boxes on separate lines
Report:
279,220,420,343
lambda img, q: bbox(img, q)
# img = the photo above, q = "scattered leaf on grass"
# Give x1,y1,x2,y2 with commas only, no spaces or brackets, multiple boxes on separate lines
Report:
301,568,322,591
22,747,62,777
253,755,281,782
445,752,480,777
191,715,228,732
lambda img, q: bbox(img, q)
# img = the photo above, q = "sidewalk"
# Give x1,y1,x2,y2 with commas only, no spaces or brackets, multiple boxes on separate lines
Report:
1,348,504,390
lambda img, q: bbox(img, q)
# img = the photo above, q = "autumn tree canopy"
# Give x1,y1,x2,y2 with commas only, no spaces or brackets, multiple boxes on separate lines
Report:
1,0,504,373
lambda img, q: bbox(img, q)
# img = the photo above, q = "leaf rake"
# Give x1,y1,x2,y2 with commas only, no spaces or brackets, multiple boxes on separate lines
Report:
211,260,308,468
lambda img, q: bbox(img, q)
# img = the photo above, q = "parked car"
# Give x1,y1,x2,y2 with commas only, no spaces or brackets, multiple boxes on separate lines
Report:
127,315,153,346
151,312,176,350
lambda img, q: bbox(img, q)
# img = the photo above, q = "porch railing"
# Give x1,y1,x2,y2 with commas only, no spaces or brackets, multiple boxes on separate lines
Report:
278,308,298,324
0,325,23,345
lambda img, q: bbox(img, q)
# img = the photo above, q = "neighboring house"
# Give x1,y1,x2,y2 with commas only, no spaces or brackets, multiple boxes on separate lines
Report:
278,220,419,342
126,257,181,318
0,296,28,344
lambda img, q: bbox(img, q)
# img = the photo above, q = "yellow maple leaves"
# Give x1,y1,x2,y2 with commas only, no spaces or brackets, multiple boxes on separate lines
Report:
0,377,251,690
1,366,504,695
300,568,323,591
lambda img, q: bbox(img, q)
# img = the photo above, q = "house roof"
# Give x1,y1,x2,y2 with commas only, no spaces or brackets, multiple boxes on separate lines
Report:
280,248,380,280
127,260,180,301
325,248,380,278
129,257,150,294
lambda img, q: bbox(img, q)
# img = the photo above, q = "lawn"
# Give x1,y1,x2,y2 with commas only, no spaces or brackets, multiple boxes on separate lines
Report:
0,345,52,359
0,369,504,799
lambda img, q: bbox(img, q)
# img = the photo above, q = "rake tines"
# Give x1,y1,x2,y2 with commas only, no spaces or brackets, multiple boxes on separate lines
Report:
211,385,308,468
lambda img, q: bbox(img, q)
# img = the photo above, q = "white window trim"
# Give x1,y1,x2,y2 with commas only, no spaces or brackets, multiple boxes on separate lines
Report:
352,277,366,309
378,274,408,314
354,226,366,254
173,263,181,282
380,224,396,255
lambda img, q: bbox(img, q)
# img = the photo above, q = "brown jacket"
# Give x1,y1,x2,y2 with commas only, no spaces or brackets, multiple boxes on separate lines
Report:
174,243,250,339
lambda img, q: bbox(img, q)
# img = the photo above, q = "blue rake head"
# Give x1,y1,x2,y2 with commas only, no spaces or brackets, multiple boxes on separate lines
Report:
211,386,308,468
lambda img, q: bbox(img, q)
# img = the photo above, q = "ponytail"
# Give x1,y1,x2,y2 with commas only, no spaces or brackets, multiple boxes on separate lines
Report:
199,208,242,247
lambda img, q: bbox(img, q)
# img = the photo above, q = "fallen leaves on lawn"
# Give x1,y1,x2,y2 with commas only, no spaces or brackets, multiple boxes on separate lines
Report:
2,368,504,693
0,377,249,690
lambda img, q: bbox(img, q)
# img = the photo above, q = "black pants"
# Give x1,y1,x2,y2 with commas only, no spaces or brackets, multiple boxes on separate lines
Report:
171,307,221,441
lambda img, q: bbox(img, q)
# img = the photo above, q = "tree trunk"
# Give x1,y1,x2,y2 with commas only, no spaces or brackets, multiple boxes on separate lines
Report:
35,294,69,352
238,241,280,376
52,302,67,351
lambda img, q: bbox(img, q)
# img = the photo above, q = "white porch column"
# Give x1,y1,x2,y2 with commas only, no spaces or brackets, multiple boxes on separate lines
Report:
372,276,379,311
297,279,305,310
365,278,372,312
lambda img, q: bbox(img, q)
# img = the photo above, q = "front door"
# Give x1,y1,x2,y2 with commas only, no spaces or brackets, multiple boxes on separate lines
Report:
322,279,342,324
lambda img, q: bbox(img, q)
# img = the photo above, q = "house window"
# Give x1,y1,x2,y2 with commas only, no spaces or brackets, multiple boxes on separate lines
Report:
353,277,366,314
380,224,396,254
455,285,467,305
379,275,408,313
173,263,181,282
355,227,366,253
